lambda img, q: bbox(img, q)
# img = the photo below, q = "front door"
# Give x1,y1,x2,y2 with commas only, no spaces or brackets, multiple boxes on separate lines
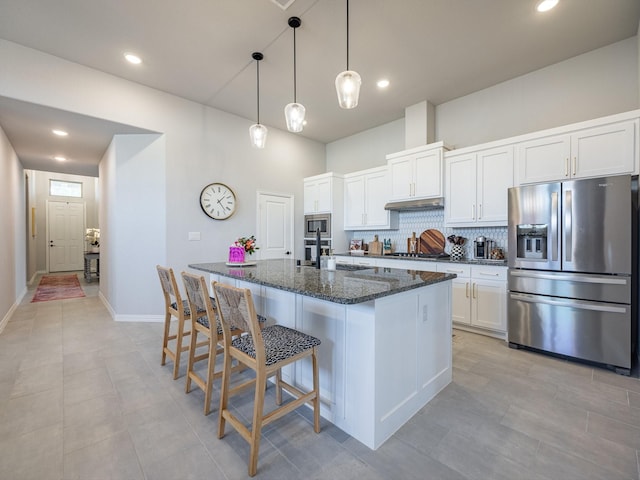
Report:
48,201,85,272
257,192,293,260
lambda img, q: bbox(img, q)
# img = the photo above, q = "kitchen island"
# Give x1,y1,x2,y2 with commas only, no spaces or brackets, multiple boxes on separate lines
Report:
189,259,455,449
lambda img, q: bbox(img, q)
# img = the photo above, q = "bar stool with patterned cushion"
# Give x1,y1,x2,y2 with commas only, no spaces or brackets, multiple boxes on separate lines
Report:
212,281,321,477
181,272,246,415
156,265,197,380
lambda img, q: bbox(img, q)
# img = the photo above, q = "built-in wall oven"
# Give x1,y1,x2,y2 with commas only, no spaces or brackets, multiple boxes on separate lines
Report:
304,213,331,239
507,174,637,375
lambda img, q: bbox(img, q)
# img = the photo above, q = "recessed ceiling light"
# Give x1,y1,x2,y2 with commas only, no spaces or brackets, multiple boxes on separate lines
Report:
536,0,559,12
377,79,390,89
52,129,68,137
124,52,142,64
53,156,66,162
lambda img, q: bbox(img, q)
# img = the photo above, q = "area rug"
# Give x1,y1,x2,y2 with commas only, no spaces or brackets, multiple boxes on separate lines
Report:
32,274,85,302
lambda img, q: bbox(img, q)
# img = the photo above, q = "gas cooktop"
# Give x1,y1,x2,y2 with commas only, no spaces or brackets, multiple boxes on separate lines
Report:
389,252,450,259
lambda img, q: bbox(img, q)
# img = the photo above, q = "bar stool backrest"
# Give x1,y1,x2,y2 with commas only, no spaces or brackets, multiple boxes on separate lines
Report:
213,283,264,363
181,272,214,328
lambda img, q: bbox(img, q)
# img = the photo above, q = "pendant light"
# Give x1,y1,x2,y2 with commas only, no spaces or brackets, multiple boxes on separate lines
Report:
249,52,268,148
335,0,361,109
284,17,305,132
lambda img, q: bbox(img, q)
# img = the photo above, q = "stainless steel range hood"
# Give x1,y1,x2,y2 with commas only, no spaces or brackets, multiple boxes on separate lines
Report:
384,197,444,211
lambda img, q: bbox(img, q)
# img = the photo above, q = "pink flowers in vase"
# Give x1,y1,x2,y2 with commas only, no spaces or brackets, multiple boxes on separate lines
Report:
236,235,259,255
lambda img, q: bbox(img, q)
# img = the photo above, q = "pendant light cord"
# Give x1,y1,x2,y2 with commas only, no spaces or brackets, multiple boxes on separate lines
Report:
293,27,297,103
256,58,261,123
346,0,350,70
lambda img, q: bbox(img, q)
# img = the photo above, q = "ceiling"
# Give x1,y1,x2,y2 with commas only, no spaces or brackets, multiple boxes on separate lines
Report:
0,0,639,177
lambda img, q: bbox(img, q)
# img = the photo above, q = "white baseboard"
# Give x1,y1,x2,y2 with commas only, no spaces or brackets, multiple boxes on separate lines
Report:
29,270,46,285
0,302,18,334
98,292,162,323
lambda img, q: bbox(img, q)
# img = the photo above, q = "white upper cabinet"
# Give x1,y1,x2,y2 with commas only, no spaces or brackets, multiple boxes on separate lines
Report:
344,166,398,230
304,173,334,213
445,146,514,227
386,142,447,201
518,119,637,184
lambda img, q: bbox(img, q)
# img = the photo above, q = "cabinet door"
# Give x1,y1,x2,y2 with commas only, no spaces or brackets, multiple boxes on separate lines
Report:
518,134,571,184
344,175,366,229
414,149,442,198
572,121,635,179
388,156,413,200
451,278,471,325
303,181,317,213
316,178,332,212
446,154,476,224
471,279,506,332
364,170,390,227
476,146,513,225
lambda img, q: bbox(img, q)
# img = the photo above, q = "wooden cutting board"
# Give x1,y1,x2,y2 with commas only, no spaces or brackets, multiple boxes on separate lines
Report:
369,235,382,255
419,229,445,255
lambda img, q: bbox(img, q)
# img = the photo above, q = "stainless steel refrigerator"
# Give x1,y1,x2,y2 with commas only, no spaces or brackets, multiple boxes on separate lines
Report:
507,174,637,375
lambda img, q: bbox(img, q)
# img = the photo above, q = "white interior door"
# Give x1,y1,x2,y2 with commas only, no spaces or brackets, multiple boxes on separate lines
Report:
48,201,85,272
257,192,293,260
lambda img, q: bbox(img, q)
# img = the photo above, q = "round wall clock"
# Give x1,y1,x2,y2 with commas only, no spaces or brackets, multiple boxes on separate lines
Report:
199,183,237,220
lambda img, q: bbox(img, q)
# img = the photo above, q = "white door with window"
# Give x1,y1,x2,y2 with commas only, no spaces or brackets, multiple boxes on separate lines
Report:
48,201,85,272
257,192,294,260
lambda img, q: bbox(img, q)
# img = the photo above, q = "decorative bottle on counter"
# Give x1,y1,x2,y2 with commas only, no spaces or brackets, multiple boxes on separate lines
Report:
229,246,245,264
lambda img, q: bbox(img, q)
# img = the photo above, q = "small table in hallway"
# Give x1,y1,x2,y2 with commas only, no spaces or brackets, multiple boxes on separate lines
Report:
83,252,100,282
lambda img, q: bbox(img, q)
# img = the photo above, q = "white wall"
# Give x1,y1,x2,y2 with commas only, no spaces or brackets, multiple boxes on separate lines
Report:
0,124,26,330
326,119,404,173
436,37,639,149
0,39,326,319
110,134,165,318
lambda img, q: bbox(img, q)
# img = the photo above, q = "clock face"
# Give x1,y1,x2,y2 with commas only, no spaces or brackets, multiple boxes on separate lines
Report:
199,183,237,220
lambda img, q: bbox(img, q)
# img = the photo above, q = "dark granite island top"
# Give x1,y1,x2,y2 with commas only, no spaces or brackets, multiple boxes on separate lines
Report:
189,259,456,305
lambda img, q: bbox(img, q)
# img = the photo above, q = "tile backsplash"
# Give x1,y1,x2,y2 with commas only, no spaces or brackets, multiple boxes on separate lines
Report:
347,209,507,258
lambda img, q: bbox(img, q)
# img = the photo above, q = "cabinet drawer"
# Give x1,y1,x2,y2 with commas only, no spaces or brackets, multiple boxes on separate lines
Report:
335,256,353,265
471,265,507,281
437,263,471,278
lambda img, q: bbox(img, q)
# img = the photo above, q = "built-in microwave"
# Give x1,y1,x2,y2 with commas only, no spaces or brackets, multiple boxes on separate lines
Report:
304,213,331,238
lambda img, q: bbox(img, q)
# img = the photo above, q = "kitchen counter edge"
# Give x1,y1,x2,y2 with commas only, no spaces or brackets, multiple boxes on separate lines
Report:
189,260,456,305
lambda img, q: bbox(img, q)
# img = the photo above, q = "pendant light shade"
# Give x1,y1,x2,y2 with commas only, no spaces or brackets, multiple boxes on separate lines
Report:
284,102,305,132
249,123,268,149
335,0,361,109
249,52,268,148
284,17,305,133
335,70,361,109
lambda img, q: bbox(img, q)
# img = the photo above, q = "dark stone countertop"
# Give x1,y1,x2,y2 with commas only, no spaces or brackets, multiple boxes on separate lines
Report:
335,252,507,267
189,259,456,305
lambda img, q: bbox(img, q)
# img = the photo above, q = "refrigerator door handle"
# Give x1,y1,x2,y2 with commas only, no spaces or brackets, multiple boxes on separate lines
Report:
509,293,627,314
550,191,559,262
509,270,629,285
564,189,572,262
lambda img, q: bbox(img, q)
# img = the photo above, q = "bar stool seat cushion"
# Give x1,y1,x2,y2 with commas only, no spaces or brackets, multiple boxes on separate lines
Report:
171,299,192,316
194,313,264,335
231,325,321,366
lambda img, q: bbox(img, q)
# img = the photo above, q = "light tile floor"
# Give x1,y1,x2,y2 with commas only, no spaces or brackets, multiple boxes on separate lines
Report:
1,272,639,479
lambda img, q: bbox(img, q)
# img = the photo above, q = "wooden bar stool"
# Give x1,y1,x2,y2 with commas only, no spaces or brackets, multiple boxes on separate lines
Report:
156,265,198,380
212,281,321,477
181,272,245,416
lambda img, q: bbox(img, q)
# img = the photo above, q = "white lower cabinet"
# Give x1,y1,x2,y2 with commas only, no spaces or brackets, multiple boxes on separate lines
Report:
437,263,507,338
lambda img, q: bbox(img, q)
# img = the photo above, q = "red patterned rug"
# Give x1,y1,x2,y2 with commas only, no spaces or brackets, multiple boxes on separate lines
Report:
32,274,86,302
